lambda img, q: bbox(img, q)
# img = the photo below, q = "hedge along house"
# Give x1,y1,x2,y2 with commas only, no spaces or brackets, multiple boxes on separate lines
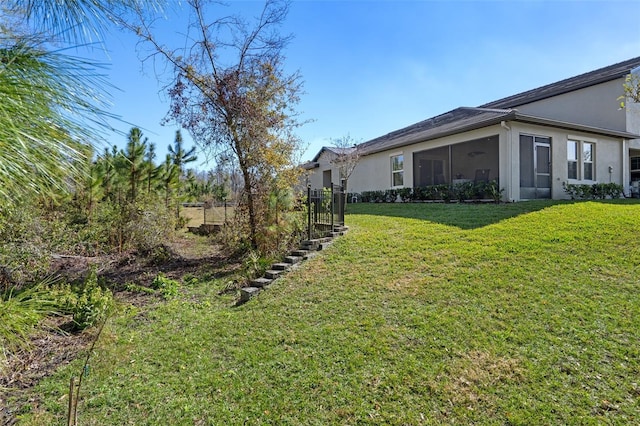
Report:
303,57,640,201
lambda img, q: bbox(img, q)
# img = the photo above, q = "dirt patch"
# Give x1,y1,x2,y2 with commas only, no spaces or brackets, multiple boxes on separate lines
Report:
0,233,241,425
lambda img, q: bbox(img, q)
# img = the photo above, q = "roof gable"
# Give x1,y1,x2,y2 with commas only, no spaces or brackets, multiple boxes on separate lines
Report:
310,146,356,162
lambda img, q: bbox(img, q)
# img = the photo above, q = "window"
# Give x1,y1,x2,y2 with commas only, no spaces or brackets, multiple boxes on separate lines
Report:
391,154,404,186
567,139,595,181
567,140,578,179
583,143,594,180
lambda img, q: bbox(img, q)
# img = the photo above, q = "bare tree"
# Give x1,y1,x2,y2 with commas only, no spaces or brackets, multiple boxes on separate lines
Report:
330,134,361,196
128,0,305,250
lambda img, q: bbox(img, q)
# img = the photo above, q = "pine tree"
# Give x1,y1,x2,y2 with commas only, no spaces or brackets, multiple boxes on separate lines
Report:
125,127,147,202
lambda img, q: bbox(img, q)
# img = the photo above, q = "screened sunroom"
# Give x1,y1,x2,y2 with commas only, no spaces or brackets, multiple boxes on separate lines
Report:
413,135,499,187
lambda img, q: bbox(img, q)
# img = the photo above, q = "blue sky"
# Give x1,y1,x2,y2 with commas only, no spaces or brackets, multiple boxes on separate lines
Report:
89,0,640,169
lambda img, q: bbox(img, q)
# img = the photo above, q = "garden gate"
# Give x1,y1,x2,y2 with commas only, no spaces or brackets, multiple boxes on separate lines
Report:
306,183,345,239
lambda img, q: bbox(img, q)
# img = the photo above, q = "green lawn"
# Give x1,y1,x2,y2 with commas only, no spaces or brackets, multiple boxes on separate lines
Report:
16,200,640,424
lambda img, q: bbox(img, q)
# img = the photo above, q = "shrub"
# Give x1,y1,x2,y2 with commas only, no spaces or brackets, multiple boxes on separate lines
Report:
563,182,624,200
73,268,114,330
397,188,412,202
361,191,386,203
241,251,273,281
0,205,53,289
452,181,475,202
485,180,505,203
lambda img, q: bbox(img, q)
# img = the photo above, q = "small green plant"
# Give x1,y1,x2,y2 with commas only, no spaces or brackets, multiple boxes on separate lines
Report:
73,268,114,330
151,273,180,299
124,282,156,294
242,251,272,281
485,180,505,203
182,274,199,286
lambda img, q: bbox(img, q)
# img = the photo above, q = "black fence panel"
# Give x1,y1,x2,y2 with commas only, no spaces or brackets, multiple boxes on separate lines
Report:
307,184,345,239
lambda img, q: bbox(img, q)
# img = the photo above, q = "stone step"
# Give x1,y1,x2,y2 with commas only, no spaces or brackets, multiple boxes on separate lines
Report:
318,241,333,251
265,269,284,279
284,255,302,265
300,240,320,250
271,263,291,271
240,287,260,303
291,249,309,257
251,277,272,288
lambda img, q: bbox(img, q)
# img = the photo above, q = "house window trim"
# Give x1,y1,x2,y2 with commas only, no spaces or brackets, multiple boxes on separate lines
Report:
567,137,596,182
390,152,404,188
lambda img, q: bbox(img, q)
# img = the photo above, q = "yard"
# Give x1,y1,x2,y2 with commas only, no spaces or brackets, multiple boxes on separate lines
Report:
12,200,640,424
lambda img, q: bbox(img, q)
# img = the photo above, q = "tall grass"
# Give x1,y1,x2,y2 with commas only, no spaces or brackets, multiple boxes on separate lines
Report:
0,284,58,360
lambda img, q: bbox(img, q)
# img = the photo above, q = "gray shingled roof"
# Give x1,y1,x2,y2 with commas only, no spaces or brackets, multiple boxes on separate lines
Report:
481,56,640,109
352,57,640,156
310,146,355,162
358,107,513,155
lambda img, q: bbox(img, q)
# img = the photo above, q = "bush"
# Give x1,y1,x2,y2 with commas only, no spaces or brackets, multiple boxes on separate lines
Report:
361,190,386,203
563,182,624,200
397,188,412,202
485,180,504,203
452,181,475,202
0,205,54,289
73,268,114,330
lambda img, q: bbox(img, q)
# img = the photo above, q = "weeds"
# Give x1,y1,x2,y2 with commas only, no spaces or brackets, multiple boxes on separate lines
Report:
151,273,179,299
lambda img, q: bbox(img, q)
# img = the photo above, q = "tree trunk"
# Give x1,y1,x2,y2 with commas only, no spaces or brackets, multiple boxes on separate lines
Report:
241,167,258,249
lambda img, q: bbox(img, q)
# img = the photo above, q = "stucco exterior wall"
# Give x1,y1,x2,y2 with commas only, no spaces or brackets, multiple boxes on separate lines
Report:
304,150,338,189
304,122,626,201
506,122,624,200
516,78,627,132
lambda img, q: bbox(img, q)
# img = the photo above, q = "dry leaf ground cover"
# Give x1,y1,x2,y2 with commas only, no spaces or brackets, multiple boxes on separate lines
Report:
12,200,640,424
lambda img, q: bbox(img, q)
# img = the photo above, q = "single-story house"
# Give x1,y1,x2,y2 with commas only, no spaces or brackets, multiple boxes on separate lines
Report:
303,57,640,201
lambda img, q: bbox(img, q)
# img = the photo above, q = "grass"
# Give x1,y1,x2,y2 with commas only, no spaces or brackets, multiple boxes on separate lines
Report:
12,200,640,424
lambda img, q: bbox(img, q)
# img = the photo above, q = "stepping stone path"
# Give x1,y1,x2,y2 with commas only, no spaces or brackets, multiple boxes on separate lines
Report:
238,225,348,304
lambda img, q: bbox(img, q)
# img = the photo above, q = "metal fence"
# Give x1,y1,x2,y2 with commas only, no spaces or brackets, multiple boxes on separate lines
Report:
307,184,345,239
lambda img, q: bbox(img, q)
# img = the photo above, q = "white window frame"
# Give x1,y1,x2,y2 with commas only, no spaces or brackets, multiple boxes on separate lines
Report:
390,153,404,187
567,137,596,182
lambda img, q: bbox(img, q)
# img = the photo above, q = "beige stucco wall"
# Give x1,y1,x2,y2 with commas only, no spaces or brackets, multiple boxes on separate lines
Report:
506,122,625,200
305,123,626,201
517,78,627,132
304,150,338,189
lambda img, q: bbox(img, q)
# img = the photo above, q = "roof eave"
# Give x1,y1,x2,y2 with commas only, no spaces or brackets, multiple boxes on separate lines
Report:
359,112,638,157
512,112,640,139
360,111,516,156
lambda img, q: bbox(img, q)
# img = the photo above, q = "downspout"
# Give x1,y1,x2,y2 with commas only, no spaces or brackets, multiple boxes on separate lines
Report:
622,139,629,196
500,120,514,202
